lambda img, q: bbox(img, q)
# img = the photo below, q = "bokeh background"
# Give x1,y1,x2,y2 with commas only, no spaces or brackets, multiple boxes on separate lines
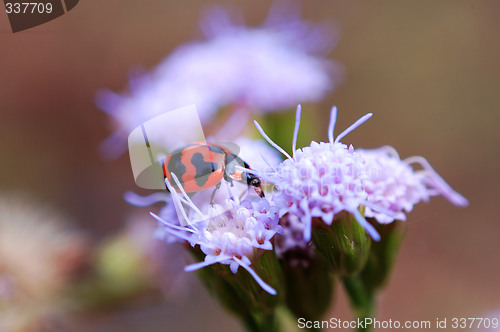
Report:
1,0,499,331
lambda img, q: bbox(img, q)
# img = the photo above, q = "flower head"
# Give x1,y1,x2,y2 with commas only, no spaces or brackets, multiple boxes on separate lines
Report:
255,105,388,242
140,177,281,295
359,146,468,224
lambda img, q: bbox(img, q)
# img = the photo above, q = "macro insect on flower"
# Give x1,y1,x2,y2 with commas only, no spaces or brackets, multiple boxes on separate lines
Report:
123,103,468,332
150,179,282,295
98,3,471,330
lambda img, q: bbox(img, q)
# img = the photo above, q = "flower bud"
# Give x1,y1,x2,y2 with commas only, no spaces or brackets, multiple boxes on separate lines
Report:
341,220,405,323
281,250,335,321
359,219,406,293
192,248,284,318
311,210,371,277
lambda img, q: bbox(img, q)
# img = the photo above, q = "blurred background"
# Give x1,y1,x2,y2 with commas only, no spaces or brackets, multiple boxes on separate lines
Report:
1,0,499,331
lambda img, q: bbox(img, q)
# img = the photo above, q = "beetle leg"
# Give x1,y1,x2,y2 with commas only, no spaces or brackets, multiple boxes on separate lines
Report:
223,172,234,186
210,182,222,206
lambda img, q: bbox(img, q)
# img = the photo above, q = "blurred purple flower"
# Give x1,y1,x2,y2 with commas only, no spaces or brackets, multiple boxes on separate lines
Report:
97,3,341,156
0,194,88,331
233,137,283,172
118,213,194,300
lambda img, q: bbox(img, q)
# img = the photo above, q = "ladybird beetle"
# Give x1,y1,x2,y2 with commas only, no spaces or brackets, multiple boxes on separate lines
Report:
162,143,265,202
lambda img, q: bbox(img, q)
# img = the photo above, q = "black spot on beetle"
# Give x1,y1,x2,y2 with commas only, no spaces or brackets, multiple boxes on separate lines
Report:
166,152,186,189
191,152,221,187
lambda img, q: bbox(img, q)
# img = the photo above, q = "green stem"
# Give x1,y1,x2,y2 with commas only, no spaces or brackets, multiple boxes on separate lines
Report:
342,276,375,332
242,306,317,332
242,314,264,332
242,312,280,332
277,305,323,332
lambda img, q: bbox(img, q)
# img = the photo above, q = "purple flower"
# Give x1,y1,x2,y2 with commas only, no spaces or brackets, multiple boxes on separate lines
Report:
359,146,468,224
253,105,469,245
128,178,282,295
254,105,389,242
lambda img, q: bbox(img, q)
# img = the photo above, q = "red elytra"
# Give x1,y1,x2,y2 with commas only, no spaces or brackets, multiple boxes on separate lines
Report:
162,143,264,198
